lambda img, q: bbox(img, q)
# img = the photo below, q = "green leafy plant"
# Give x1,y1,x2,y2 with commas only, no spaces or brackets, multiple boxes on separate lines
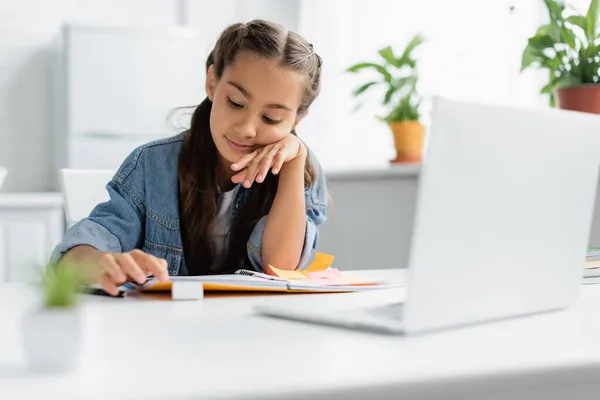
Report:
347,34,424,123
521,0,600,106
42,264,84,308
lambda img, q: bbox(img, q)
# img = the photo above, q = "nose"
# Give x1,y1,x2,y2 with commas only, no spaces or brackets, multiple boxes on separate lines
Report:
234,113,257,139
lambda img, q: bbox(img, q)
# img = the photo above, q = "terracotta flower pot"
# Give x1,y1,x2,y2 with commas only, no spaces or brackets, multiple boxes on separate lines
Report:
389,121,424,163
555,84,600,114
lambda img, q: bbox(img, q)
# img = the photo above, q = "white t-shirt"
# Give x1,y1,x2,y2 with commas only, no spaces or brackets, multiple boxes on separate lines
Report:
211,184,240,269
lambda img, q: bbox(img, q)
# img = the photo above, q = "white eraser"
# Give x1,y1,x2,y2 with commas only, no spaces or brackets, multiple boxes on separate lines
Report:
171,281,204,300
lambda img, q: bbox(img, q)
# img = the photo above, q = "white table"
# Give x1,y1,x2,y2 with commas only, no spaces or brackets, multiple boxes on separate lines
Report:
2,270,600,399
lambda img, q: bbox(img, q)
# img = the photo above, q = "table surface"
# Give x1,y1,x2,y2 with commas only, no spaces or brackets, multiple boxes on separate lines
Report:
2,269,600,400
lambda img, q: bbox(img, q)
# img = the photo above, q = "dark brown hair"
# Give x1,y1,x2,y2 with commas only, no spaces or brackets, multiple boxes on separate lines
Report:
178,19,322,275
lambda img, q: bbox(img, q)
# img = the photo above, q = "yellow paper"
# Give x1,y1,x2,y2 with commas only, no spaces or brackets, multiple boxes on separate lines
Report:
267,252,336,279
303,252,335,274
267,265,307,280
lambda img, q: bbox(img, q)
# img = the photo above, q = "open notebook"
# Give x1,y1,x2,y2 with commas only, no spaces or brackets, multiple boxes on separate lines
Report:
127,253,394,294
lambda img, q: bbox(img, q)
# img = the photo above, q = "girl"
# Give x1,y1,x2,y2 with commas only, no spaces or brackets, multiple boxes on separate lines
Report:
51,19,328,296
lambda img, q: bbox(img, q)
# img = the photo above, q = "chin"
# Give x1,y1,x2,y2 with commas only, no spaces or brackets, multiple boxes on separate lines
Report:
210,136,232,163
224,147,246,165
216,148,237,164
222,153,238,164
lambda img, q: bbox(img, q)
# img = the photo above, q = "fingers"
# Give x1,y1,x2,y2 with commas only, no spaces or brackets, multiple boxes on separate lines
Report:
231,170,247,184
129,249,169,282
99,252,127,284
239,148,269,188
93,250,170,296
98,274,121,297
231,149,259,172
271,149,286,175
94,253,125,297
231,136,301,183
256,146,281,182
115,253,147,284
231,145,283,186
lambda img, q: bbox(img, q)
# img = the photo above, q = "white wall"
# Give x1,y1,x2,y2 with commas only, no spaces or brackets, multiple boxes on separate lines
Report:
0,0,300,193
0,0,549,192
297,0,547,170
0,0,178,193
184,0,299,40
568,0,594,13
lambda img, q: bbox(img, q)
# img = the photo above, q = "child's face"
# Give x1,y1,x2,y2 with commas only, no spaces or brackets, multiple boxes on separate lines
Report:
206,51,305,165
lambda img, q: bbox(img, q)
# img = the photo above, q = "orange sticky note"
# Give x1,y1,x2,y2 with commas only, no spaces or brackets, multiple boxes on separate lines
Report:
268,265,308,280
304,253,335,274
268,253,336,280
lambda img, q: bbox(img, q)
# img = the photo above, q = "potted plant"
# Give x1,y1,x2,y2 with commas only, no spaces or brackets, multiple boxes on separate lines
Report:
521,0,600,113
21,264,84,372
347,34,425,163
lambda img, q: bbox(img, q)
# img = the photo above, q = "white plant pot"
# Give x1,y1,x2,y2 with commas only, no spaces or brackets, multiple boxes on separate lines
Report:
21,307,82,372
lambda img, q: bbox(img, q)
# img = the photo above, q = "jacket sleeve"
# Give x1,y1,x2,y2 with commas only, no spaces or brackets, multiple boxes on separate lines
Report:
246,148,328,272
48,150,147,265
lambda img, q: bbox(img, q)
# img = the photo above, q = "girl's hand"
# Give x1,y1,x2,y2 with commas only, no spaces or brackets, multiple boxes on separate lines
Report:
230,135,307,187
91,249,170,296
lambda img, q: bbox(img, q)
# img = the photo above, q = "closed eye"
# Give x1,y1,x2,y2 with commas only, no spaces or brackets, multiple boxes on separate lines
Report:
227,98,243,109
263,116,281,125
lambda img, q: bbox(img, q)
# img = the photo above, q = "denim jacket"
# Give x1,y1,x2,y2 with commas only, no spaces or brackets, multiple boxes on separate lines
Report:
49,131,328,275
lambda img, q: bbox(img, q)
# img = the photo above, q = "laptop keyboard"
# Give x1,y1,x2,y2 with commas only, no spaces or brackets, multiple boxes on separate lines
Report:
364,303,404,320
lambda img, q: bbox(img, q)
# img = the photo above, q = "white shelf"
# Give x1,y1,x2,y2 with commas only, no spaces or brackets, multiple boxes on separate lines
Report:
0,193,63,209
324,164,421,180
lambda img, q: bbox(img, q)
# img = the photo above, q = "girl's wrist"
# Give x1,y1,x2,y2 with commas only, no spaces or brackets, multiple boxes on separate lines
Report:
280,149,306,176
292,140,307,161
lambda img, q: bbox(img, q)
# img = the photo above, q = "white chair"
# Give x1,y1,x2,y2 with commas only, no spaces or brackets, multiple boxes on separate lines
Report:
59,169,116,227
0,167,7,190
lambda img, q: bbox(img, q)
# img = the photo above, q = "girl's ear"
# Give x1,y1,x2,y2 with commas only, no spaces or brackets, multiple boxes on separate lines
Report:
206,64,217,101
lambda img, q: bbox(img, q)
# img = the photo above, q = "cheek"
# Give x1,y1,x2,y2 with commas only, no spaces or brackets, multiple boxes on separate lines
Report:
260,117,297,140
209,101,229,135
256,126,289,145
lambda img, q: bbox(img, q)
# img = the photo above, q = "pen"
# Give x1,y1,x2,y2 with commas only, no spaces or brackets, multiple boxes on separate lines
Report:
81,287,127,298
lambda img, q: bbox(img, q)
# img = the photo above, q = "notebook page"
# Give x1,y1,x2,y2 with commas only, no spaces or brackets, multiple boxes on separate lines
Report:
169,275,287,288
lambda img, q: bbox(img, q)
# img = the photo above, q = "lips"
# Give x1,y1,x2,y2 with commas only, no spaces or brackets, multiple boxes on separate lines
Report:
225,136,254,153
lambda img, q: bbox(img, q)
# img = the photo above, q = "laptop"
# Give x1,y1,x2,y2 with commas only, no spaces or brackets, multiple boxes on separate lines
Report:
254,97,600,334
